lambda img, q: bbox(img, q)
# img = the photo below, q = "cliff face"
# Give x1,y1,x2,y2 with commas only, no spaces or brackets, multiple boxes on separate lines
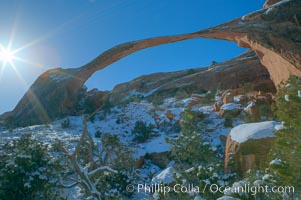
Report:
1,0,300,126
110,51,275,103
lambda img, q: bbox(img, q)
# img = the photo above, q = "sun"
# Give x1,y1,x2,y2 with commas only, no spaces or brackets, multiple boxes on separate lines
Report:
0,46,16,66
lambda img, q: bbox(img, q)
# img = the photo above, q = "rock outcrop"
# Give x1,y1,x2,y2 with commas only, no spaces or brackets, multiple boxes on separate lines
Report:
263,0,282,8
222,92,234,104
224,121,282,176
1,0,300,127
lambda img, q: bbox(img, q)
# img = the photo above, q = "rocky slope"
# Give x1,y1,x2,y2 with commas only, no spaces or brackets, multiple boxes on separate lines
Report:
1,0,300,127
0,86,281,199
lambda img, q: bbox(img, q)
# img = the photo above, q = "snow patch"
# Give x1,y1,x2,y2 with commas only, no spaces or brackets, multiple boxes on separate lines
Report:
135,134,172,158
270,159,282,166
221,103,242,111
217,196,240,200
199,106,213,114
49,74,68,82
234,95,243,103
230,121,281,143
170,108,184,116
152,167,176,184
244,101,255,111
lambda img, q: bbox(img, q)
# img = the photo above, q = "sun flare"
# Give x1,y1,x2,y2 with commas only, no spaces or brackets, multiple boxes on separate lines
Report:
0,46,16,66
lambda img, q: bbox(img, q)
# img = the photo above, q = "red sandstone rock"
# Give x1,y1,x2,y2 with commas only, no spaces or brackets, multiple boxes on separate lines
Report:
223,92,234,104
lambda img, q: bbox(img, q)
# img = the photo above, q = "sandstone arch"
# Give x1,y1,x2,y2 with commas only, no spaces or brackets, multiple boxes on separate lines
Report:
1,0,300,126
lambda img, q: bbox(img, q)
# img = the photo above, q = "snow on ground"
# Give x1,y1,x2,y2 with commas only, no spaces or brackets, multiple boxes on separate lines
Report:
201,110,242,149
230,121,281,143
221,103,242,111
199,105,214,114
169,107,185,121
0,122,82,146
134,133,172,158
0,93,254,199
0,94,247,167
88,102,156,142
217,196,241,200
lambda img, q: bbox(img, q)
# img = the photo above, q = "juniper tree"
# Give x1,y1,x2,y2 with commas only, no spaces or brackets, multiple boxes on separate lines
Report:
270,76,301,196
0,134,62,200
59,116,135,200
166,109,228,199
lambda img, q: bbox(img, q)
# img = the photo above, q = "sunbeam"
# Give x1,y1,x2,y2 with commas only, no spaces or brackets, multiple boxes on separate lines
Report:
0,45,16,67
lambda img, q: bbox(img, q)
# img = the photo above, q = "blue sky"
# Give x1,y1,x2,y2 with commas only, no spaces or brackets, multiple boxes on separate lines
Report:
0,0,264,114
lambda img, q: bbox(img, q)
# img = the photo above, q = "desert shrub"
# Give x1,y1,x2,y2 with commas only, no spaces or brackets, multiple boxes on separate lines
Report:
132,121,153,143
174,88,189,100
211,60,218,65
256,100,275,120
187,68,196,74
241,82,255,93
0,134,62,200
95,130,102,138
102,100,114,116
150,94,164,106
61,118,70,128
224,114,233,127
165,108,229,199
116,117,124,124
202,89,217,105
96,134,136,199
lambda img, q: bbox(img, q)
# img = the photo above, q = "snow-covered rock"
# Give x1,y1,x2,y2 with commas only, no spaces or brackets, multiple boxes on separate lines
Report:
221,103,242,111
151,167,176,184
219,103,242,116
225,121,281,175
230,121,281,143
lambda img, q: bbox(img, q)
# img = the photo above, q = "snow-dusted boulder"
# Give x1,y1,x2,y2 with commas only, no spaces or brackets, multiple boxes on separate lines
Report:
244,101,258,120
151,167,176,184
219,103,242,116
221,103,242,111
225,121,282,175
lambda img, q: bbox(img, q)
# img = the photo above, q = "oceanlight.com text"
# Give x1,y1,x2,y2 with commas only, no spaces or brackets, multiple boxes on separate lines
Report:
126,183,295,196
